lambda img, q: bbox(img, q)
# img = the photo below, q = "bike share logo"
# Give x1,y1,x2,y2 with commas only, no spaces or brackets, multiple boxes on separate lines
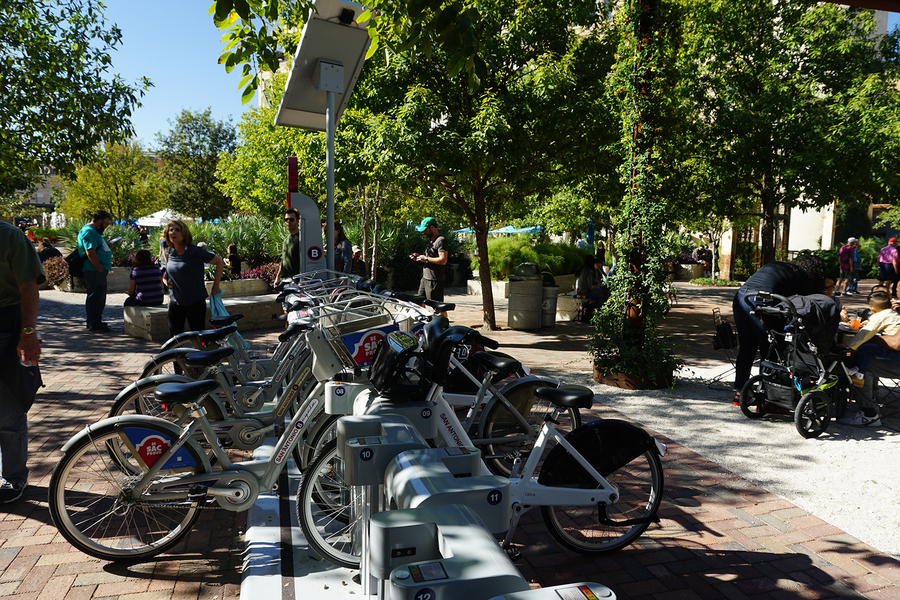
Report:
277,367,311,417
135,434,171,468
348,330,387,366
274,397,320,464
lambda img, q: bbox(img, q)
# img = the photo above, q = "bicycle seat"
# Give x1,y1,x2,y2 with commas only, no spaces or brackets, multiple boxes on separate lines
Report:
278,322,310,343
153,379,222,406
210,314,243,327
424,299,455,313
534,385,595,409
473,351,520,375
183,347,236,366
197,324,238,344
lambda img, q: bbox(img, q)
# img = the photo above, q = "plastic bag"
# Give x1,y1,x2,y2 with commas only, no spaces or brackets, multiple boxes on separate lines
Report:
209,292,250,352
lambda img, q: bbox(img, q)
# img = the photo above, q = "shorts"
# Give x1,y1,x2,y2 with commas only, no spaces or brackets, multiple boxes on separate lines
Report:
417,278,444,302
879,263,897,282
840,269,854,279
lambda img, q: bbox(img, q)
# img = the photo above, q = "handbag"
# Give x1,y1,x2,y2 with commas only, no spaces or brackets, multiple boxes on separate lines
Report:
209,292,250,352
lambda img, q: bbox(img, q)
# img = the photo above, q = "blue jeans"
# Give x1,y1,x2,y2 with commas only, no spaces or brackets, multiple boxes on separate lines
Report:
82,269,108,327
854,343,900,374
0,316,28,484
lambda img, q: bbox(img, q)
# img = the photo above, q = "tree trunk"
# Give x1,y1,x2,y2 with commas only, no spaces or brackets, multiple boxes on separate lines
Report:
474,230,497,330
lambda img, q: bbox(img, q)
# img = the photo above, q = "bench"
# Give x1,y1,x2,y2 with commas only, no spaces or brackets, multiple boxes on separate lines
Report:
556,295,593,321
124,294,285,342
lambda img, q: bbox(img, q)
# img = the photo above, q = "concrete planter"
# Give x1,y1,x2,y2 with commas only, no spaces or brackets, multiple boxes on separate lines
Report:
206,278,270,298
467,279,509,298
53,267,131,293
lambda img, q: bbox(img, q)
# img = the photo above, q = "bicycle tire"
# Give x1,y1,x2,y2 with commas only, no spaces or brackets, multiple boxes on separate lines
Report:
108,375,197,420
538,425,664,554
296,440,362,569
298,413,339,471
480,379,579,477
140,351,206,379
49,422,206,561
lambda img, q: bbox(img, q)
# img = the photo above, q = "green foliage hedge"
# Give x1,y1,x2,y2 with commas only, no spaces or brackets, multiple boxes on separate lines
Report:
470,235,587,280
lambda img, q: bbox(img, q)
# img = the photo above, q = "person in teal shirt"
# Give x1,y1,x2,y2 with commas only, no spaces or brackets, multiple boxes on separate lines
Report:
78,210,114,332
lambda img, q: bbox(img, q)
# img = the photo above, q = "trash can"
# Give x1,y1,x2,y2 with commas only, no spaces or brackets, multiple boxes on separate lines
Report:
508,263,542,330
691,264,703,279
541,272,558,328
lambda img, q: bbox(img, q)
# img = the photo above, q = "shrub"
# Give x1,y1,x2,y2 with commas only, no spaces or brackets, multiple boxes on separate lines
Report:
471,235,589,280
42,255,69,287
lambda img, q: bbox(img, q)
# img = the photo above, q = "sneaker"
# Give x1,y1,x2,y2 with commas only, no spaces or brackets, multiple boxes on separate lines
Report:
0,481,27,505
837,410,881,427
87,322,111,332
732,391,741,406
847,366,859,376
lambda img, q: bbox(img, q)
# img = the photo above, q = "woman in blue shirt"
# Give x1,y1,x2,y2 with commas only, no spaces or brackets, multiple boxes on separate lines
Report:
161,220,224,336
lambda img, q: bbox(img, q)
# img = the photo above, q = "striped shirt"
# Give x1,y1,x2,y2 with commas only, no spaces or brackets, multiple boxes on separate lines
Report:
130,265,164,305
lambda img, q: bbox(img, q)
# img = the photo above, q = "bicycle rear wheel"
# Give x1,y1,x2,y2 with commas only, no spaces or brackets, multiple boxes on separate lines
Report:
140,352,206,379
49,424,205,561
480,380,579,477
539,446,663,554
296,440,362,569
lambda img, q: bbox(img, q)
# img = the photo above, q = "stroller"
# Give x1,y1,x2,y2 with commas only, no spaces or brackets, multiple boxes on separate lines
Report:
738,291,851,438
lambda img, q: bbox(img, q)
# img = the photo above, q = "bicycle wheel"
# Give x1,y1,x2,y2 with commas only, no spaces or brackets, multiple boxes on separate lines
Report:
539,440,663,553
794,390,831,439
140,352,206,379
739,375,770,419
480,380,579,477
49,423,205,561
298,413,339,471
296,440,362,569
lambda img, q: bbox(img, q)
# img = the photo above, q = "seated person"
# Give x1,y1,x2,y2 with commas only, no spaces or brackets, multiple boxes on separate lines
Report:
575,255,609,307
36,238,62,262
125,249,165,307
844,291,900,386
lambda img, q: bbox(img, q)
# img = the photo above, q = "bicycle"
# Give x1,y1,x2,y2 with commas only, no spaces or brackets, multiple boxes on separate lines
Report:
297,329,666,568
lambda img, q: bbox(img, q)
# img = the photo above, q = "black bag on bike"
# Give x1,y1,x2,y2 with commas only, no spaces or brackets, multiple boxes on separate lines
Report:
65,250,85,278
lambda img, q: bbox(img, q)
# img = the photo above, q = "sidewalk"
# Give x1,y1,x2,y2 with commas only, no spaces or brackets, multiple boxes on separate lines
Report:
0,283,897,600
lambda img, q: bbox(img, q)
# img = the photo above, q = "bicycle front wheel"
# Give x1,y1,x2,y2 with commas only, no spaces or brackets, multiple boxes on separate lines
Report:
296,440,362,569
49,424,205,561
540,447,664,554
480,379,579,477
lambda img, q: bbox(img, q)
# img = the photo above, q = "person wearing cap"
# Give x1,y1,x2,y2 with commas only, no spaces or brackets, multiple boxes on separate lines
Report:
410,217,448,308
877,237,900,297
350,245,368,278
837,237,858,295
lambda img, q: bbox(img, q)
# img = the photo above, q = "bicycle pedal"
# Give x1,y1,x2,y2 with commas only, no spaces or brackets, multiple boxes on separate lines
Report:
503,451,521,462
503,545,522,561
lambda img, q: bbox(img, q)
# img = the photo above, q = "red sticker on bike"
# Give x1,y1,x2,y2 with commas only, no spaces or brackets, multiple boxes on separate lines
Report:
342,325,398,366
136,434,171,468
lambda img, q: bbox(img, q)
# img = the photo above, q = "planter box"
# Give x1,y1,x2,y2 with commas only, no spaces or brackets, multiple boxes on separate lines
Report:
467,279,509,298
593,365,675,390
206,278,270,298
54,267,130,293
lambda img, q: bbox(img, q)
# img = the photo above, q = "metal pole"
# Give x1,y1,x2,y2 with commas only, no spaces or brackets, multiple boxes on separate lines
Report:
326,90,336,273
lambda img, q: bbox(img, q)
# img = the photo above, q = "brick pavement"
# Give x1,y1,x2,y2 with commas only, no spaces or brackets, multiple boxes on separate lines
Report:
1,284,898,599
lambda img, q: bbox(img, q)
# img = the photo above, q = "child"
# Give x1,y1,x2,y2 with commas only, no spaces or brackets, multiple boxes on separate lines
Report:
845,290,900,386
227,244,242,277
125,249,164,306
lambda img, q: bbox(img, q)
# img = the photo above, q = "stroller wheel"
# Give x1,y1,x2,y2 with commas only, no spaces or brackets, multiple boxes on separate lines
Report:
794,390,832,439
739,375,769,419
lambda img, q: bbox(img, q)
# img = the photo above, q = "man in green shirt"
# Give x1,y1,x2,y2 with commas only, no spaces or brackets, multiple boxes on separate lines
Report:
275,207,301,282
78,210,114,332
0,221,44,504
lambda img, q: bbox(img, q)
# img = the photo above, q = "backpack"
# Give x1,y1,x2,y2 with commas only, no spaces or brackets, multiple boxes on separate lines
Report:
65,250,85,278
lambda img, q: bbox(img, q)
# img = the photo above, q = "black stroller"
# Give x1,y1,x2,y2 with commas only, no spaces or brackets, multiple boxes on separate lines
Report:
738,291,851,438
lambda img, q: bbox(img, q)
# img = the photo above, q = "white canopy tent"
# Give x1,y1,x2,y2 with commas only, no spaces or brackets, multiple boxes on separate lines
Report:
135,209,190,227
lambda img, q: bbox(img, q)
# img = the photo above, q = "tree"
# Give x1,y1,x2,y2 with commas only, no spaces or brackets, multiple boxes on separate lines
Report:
57,142,165,221
361,0,620,329
0,0,150,196
679,1,900,264
156,109,237,219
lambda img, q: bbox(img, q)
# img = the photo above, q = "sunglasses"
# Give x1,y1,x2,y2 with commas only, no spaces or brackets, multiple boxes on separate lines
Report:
284,218,297,222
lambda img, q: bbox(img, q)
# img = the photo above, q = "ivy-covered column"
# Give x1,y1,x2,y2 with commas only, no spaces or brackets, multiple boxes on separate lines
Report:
591,0,681,387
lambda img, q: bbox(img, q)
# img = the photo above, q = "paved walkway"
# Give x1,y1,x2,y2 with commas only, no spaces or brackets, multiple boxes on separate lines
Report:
0,283,898,599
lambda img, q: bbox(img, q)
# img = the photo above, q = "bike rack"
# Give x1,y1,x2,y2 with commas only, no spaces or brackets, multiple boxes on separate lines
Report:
370,504,530,600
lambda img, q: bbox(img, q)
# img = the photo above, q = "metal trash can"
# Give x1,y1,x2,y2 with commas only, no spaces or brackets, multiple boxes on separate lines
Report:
508,263,542,330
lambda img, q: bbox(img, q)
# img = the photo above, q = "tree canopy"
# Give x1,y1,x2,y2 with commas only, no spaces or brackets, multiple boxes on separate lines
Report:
0,0,150,197
156,109,237,219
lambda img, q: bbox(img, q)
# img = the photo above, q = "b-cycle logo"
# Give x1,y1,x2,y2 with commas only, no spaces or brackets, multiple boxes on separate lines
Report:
440,412,464,447
274,397,320,464
273,354,295,382
136,435,171,468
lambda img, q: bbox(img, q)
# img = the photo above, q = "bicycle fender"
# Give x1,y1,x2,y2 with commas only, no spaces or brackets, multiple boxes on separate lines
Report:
60,414,213,472
114,374,196,404
538,419,661,487
140,348,196,377
495,374,559,396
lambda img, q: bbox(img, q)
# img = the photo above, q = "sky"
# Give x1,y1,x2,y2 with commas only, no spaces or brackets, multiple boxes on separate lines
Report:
104,4,898,148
